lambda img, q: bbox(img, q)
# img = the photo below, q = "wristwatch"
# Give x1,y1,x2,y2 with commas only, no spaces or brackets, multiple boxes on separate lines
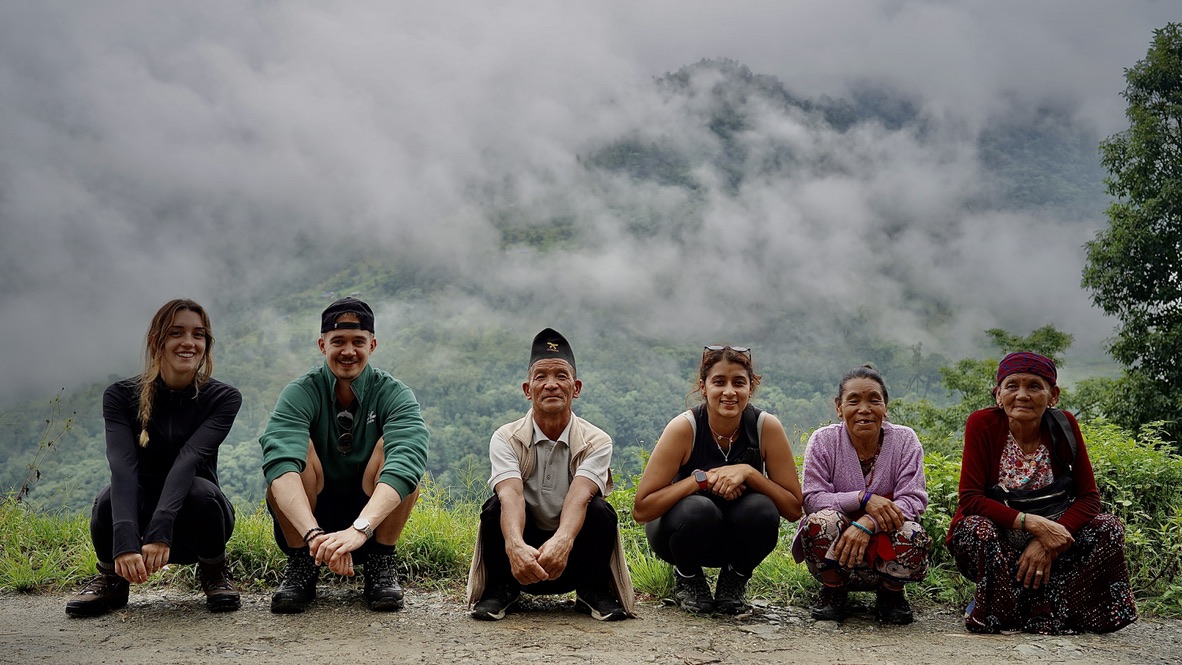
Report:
352,517,374,540
693,469,709,491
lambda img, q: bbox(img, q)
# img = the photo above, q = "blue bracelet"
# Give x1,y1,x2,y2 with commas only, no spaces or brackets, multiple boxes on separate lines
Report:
860,492,872,510
850,520,874,536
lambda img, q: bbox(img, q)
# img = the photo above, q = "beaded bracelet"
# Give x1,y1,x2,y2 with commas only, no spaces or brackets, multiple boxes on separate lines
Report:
850,520,874,536
303,526,325,545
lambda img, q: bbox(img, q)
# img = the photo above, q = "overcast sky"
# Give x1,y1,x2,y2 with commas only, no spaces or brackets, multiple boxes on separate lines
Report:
0,1,1175,405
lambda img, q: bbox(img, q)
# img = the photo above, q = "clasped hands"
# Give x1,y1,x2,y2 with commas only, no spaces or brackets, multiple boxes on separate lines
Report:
507,533,573,586
833,495,906,569
115,542,171,583
308,527,369,576
703,465,749,500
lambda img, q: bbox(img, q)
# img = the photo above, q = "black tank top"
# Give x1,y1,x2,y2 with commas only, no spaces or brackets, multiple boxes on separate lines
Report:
673,403,764,483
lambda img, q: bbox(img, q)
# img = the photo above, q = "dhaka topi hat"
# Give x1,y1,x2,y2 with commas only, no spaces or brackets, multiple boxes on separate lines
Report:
529,328,575,373
321,297,375,334
996,352,1057,386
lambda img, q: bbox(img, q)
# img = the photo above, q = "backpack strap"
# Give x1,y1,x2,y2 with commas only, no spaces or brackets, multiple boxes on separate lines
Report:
1047,408,1078,471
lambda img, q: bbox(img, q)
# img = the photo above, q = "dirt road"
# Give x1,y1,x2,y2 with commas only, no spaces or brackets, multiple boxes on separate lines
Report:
2,588,1177,664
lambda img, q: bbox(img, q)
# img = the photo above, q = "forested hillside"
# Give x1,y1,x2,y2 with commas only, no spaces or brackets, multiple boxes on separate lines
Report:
1,59,1113,513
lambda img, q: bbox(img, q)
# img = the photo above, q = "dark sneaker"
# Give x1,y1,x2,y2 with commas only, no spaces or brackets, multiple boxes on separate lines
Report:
714,566,750,615
672,572,716,614
197,559,241,613
65,570,129,617
810,584,847,622
576,589,628,621
876,587,913,625
471,585,520,621
362,552,404,611
270,552,318,614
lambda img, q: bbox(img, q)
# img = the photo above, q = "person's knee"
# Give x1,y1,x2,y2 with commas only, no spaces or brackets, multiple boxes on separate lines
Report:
804,508,843,530
91,485,113,520
1089,513,1126,542
668,494,721,525
583,494,617,531
185,477,223,506
736,493,779,525
956,515,999,541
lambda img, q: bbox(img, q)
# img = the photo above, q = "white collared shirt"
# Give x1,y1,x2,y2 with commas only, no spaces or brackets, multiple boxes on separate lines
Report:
487,415,612,531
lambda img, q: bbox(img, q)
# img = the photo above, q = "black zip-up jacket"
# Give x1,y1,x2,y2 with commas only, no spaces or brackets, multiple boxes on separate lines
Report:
102,376,241,558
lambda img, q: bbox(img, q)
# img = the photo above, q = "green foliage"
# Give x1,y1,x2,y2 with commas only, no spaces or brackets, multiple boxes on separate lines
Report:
1083,22,1182,442
0,500,94,592
1083,420,1182,613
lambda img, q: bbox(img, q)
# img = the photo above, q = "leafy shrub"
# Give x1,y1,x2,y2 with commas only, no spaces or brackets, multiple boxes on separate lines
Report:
1083,420,1182,614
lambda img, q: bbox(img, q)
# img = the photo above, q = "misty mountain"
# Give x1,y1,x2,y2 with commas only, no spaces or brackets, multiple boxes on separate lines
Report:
2,58,1116,514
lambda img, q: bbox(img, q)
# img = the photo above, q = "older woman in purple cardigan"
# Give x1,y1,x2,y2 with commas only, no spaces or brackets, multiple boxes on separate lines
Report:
790,366,931,624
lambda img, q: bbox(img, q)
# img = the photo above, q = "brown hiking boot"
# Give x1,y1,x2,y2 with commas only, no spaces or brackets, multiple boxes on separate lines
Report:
65,570,129,617
198,558,241,613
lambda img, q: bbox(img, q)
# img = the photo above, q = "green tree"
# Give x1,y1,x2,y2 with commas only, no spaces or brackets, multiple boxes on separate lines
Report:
1082,23,1182,441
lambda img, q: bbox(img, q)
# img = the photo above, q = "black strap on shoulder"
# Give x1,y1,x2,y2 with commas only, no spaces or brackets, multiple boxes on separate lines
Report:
1046,408,1078,471
740,406,764,471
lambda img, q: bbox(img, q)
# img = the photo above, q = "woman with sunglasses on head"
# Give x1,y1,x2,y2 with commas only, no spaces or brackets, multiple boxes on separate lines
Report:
790,365,931,625
66,299,242,617
633,345,803,615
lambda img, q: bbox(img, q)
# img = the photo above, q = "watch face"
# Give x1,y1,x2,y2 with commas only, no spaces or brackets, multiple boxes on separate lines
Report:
353,518,371,531
694,470,707,483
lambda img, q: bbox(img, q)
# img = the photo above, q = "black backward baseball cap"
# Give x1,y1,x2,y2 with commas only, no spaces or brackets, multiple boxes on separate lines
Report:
321,297,375,333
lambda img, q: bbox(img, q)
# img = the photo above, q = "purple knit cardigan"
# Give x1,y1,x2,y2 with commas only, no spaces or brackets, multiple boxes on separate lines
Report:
790,421,928,562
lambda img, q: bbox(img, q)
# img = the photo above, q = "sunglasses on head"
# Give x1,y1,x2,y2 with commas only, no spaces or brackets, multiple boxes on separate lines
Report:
336,408,355,454
703,345,752,359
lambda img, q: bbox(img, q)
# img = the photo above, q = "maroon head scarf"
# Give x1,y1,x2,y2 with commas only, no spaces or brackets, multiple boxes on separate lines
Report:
996,352,1057,386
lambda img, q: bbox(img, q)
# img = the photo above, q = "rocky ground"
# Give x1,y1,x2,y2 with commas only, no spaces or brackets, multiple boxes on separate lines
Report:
2,587,1178,664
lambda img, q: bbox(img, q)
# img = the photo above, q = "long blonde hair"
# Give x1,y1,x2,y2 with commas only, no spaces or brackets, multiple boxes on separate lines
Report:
137,299,215,447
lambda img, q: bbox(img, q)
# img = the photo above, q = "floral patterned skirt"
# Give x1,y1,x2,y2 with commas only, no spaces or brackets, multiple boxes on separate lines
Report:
949,513,1137,634
797,509,931,588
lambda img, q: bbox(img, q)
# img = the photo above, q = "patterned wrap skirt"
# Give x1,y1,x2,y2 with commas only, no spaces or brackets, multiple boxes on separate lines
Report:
797,509,932,588
949,513,1138,634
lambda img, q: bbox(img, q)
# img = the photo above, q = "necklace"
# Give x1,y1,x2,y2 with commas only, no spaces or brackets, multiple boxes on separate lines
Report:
710,423,738,461
856,431,883,484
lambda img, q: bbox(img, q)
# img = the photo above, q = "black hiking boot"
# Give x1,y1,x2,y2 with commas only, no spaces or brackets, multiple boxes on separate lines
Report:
672,571,716,614
876,587,914,625
362,551,405,611
714,566,751,615
810,584,848,622
270,552,318,614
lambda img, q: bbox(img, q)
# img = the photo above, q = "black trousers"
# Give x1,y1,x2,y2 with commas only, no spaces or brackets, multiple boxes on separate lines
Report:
645,492,779,575
90,478,235,564
478,492,617,595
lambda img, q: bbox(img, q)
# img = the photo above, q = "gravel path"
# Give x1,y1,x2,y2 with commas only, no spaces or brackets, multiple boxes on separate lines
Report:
2,588,1178,664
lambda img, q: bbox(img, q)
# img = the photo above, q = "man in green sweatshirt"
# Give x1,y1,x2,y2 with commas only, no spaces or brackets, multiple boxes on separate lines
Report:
261,297,429,614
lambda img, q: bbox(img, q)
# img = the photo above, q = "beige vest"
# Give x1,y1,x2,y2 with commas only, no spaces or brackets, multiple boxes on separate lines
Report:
498,411,615,492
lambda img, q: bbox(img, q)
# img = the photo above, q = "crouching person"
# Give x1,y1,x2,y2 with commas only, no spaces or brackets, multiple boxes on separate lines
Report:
467,329,635,621
261,297,429,613
67,299,241,617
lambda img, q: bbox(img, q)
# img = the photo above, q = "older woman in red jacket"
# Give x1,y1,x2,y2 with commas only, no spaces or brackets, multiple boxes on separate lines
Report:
947,352,1136,634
